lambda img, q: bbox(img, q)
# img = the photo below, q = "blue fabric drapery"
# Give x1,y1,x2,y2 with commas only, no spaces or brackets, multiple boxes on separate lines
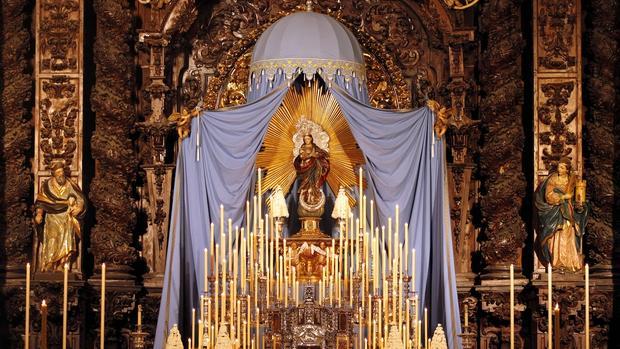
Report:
155,86,289,348
155,78,460,348
331,87,461,348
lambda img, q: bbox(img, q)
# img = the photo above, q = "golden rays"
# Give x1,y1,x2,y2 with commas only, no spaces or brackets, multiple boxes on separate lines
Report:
256,83,365,202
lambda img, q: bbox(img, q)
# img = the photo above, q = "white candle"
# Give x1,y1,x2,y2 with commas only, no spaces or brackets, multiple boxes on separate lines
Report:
204,248,208,292
138,304,142,328
258,168,262,221
548,264,552,349
100,263,106,349
63,263,68,349
192,308,196,348
510,264,514,349
464,303,468,328
585,264,589,349
25,263,30,349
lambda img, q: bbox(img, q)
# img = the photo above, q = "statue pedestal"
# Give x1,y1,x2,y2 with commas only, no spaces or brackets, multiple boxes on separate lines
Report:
298,217,324,238
287,216,335,282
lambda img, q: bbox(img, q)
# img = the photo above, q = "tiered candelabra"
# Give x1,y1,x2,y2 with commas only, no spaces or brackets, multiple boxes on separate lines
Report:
188,169,430,349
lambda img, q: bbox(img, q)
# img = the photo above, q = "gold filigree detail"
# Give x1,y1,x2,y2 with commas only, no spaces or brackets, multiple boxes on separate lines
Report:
218,52,252,108
255,83,364,202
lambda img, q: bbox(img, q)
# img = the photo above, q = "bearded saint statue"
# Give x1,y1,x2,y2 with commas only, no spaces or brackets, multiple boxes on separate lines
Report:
34,162,86,272
294,133,330,214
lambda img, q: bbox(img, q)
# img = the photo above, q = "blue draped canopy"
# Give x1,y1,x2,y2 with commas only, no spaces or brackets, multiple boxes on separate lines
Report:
155,78,461,348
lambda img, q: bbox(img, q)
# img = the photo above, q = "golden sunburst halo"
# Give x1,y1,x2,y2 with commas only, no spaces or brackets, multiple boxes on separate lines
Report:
256,82,365,205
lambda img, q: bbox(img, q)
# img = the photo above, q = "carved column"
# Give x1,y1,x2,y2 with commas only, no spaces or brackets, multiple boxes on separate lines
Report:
136,32,175,286
533,0,583,270
90,0,140,345
444,30,479,284
0,2,34,345
90,0,138,272
581,0,619,345
0,0,34,273
582,0,617,272
478,0,526,275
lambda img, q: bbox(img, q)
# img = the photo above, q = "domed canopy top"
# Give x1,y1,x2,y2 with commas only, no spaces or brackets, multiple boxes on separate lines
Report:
250,11,366,81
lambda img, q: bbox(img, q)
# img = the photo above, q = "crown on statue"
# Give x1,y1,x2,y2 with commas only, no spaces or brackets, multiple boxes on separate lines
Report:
293,117,330,156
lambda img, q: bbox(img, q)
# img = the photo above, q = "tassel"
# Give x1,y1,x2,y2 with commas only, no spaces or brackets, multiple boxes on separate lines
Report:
196,121,201,162
431,134,435,158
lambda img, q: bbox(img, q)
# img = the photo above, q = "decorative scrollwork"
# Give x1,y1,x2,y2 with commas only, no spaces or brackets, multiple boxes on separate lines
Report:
537,0,577,70
39,76,79,170
39,0,80,72
538,81,578,170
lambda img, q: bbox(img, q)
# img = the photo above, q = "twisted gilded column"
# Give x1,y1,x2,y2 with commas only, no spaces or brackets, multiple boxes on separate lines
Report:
478,0,526,273
90,0,138,273
0,0,34,271
0,0,34,346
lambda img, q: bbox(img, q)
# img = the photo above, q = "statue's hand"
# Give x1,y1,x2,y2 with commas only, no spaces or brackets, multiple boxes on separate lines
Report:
562,193,573,200
69,206,81,216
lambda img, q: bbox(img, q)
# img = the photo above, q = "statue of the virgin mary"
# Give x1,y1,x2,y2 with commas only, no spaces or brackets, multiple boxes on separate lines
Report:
293,118,330,216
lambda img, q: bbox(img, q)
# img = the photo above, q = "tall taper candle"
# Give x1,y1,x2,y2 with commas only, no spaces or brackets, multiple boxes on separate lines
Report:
404,225,408,274
359,167,363,219
192,308,196,348
100,263,106,349
554,303,560,349
510,264,514,349
62,263,68,349
138,304,142,329
25,263,30,349
586,263,589,349
41,300,48,349
370,200,374,239
204,248,209,292
424,307,428,349
464,303,468,328
548,263,552,349
198,320,203,349
258,168,262,221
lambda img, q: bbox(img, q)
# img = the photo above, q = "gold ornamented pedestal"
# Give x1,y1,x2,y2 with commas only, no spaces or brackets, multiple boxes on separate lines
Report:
287,211,336,282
